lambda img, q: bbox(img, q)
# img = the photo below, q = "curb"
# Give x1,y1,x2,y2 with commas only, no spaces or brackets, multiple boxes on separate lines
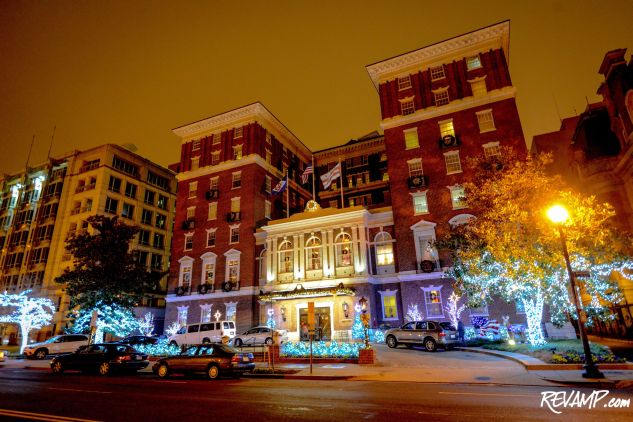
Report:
244,372,351,380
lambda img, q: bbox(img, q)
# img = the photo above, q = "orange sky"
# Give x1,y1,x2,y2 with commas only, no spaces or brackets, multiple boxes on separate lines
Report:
1,0,631,175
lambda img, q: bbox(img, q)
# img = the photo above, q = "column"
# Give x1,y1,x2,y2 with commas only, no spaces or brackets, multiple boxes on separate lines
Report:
293,234,299,280
358,224,367,275
351,225,359,272
266,239,274,283
327,229,335,278
271,237,278,283
298,233,305,280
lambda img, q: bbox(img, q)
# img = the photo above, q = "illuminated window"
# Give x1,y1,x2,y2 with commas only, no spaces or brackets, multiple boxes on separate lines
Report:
206,229,216,247
186,206,195,220
177,306,188,326
230,197,240,213
466,55,482,70
380,291,398,319
335,232,353,268
400,98,415,116
407,158,423,177
225,303,237,322
211,151,220,165
398,75,412,90
226,256,240,282
470,79,487,97
208,202,217,220
233,145,242,160
305,236,322,271
188,181,197,199
209,177,219,190
483,142,501,160
192,140,201,151
438,119,455,138
444,151,462,174
200,304,212,323
476,109,496,132
191,156,199,170
374,231,394,268
448,185,467,209
278,240,293,274
412,191,429,215
265,176,272,193
430,65,445,80
404,128,419,149
265,200,271,219
232,172,241,189
265,149,272,164
184,234,193,251
434,89,450,106
423,287,443,317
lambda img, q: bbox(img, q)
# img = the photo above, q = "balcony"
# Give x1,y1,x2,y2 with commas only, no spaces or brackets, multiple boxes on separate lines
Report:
78,162,99,173
438,134,461,149
407,175,428,190
182,219,195,230
75,183,96,194
205,189,219,200
227,212,241,223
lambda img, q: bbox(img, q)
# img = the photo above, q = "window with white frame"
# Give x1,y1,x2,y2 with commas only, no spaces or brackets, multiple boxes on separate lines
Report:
407,158,424,177
483,142,502,160
232,172,241,188
374,231,394,268
411,221,439,270
177,306,189,326
400,97,415,116
470,78,487,97
412,191,429,215
225,250,241,283
466,55,482,70
212,133,221,145
178,257,194,288
200,304,212,323
476,109,496,132
398,75,412,90
191,156,200,170
434,89,450,106
201,252,217,287
210,176,219,190
211,151,220,165
208,202,217,220
234,126,243,139
422,286,443,317
188,181,197,199
278,240,293,274
229,225,240,244
404,128,419,150
444,151,462,174
233,145,242,160
438,119,455,138
192,140,201,151
430,65,445,80
305,235,322,271
335,231,353,268
265,176,271,193
379,290,398,319
206,229,216,248
186,206,195,220
265,200,271,219
184,233,193,251
225,302,237,322
448,185,467,209
230,197,240,213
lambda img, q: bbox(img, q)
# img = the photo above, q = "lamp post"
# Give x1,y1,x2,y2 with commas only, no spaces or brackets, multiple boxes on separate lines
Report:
547,205,604,379
358,296,369,348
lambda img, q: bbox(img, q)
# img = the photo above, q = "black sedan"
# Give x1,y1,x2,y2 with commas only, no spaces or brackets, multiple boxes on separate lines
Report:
153,344,254,380
50,343,149,376
112,335,159,347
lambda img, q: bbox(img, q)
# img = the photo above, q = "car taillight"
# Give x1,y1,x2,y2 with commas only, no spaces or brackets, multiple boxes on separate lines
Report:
116,355,132,361
439,332,446,337
231,355,240,363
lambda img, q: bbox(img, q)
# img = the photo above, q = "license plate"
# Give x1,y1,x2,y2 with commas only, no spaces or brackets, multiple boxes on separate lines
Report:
243,356,250,362
450,335,455,339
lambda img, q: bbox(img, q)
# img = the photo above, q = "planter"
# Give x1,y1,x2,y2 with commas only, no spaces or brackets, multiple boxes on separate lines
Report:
358,348,375,365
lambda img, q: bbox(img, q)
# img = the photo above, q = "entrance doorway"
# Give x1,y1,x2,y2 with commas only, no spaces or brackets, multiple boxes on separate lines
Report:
299,306,331,341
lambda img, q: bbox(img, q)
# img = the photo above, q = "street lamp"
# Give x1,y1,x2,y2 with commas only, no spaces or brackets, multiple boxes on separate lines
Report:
547,205,604,379
358,297,369,348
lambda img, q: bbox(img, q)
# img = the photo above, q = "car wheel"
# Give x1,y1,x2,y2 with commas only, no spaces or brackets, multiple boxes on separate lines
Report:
264,337,273,345
234,338,242,347
35,348,48,360
169,341,178,347
98,362,111,376
207,364,220,380
51,361,64,374
386,335,398,349
424,338,437,352
156,363,170,378
202,338,211,344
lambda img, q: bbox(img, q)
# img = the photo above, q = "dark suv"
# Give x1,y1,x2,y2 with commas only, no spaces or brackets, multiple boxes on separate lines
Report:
385,321,458,351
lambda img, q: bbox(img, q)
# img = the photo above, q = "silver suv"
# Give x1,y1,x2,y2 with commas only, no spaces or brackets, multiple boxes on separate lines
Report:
385,321,458,352
24,334,90,359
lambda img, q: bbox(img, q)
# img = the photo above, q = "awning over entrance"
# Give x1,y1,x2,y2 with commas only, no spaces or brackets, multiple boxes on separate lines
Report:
259,283,355,303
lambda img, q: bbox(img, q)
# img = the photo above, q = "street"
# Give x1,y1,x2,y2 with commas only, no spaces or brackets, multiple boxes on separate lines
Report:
0,367,631,422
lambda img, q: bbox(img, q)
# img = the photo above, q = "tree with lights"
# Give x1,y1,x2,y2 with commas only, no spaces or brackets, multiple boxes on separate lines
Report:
67,302,140,343
439,152,632,346
352,306,364,339
0,290,55,354
165,321,181,338
444,292,466,328
405,304,423,322
138,312,155,336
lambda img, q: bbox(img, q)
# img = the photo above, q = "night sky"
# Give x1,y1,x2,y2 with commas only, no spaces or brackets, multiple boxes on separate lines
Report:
1,0,631,175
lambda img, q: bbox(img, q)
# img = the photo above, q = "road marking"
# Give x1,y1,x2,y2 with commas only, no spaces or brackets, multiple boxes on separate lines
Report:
47,387,112,394
438,391,534,397
0,408,101,422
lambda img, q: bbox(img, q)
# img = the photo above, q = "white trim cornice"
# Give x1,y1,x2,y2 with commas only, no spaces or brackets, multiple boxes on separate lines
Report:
380,87,516,130
366,21,510,89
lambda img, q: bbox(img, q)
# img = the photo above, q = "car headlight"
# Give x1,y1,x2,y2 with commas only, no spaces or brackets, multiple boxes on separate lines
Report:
0,351,4,359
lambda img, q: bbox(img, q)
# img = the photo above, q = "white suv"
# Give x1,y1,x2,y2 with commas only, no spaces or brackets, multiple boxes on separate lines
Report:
24,334,90,359
168,321,236,347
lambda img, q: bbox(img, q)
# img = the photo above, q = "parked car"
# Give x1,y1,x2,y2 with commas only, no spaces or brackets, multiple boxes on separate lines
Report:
232,326,287,347
50,343,149,375
153,344,254,380
385,321,459,351
168,321,236,347
112,335,159,347
24,334,90,360
0,350,5,366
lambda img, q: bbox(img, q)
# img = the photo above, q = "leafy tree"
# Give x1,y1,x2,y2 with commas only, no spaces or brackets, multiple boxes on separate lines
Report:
438,152,632,345
0,290,55,354
55,215,160,310
67,302,140,343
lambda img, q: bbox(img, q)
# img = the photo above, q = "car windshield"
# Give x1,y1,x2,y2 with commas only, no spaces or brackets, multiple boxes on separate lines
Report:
439,322,456,331
40,336,61,344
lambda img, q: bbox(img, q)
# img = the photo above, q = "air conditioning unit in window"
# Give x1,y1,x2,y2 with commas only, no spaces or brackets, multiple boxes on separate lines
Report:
407,175,428,190
205,190,219,200
439,134,459,149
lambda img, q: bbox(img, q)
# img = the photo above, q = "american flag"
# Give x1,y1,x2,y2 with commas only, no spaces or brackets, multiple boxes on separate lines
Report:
320,162,341,190
301,165,313,184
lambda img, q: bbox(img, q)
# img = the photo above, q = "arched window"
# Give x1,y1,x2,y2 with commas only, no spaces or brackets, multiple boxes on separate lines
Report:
258,248,267,283
305,236,322,271
374,231,394,266
335,231,353,268
278,240,293,274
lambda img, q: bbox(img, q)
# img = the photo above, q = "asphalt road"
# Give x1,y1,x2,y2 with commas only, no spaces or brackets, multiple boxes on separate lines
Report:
0,368,631,421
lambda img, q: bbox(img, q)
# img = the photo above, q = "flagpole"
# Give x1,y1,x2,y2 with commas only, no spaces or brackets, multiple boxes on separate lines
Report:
286,171,290,218
311,155,315,201
339,158,344,208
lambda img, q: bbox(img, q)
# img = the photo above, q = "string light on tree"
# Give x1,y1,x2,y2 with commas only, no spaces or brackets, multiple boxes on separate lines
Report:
405,304,423,322
444,293,466,328
68,302,140,343
0,290,55,354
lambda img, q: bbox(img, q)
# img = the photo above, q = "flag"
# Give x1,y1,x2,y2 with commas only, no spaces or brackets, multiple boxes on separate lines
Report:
272,176,287,195
301,165,313,184
320,162,341,190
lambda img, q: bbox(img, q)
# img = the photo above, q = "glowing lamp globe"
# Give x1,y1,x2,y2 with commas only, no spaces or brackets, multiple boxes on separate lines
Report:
547,205,569,224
